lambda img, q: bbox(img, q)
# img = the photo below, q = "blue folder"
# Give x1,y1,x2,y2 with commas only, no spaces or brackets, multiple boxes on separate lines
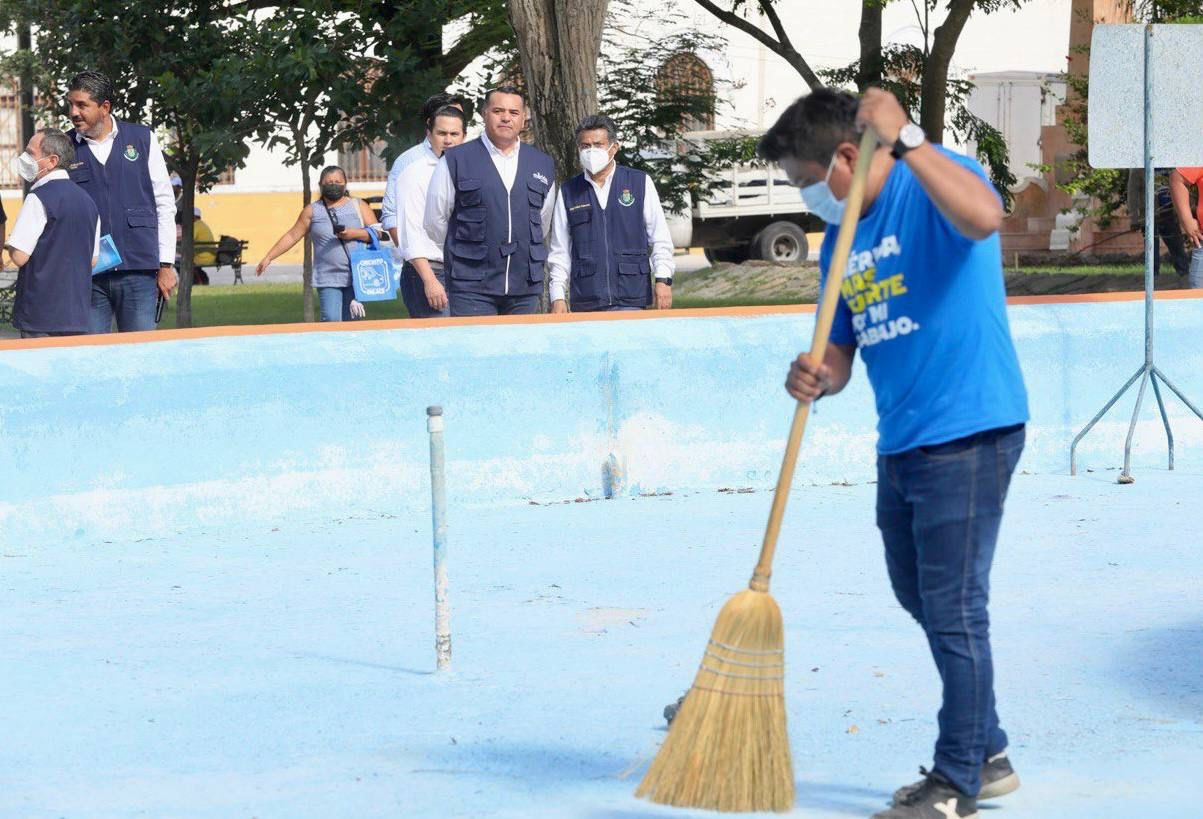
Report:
92,234,121,276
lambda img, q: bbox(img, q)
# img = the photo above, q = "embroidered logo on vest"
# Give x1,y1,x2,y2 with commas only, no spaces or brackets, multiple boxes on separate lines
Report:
532,171,549,186
124,144,140,161
618,188,635,207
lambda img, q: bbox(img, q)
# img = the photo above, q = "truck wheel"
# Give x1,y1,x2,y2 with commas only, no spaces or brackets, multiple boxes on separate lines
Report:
753,222,808,263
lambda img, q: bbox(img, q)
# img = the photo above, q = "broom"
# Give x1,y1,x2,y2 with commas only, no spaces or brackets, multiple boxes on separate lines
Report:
635,127,880,813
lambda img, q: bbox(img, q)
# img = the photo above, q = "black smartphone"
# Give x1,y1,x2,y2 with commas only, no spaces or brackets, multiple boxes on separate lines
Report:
155,293,166,324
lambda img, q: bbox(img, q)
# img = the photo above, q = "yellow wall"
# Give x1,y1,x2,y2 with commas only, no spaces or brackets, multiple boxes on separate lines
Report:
2,189,385,266
1,193,21,227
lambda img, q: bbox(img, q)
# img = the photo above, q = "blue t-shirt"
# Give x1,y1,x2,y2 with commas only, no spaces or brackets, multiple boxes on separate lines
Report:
819,147,1029,454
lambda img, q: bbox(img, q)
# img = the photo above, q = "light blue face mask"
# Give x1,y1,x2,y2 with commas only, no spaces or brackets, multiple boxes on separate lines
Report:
799,152,845,225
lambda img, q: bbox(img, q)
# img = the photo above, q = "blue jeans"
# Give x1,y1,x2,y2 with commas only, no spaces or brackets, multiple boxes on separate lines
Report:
1189,247,1203,288
90,271,159,333
317,285,356,322
448,290,540,316
400,262,449,319
876,423,1025,796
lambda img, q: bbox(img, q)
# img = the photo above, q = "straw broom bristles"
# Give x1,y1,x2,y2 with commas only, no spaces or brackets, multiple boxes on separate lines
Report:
635,587,793,811
634,127,880,813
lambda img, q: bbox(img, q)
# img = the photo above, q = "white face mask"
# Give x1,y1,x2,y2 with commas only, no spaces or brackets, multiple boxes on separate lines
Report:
12,151,43,183
799,152,845,225
579,146,613,175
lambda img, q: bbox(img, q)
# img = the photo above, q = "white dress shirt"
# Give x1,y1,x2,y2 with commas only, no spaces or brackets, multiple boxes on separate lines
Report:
76,117,176,265
6,169,101,259
546,162,675,303
381,139,438,231
398,149,443,264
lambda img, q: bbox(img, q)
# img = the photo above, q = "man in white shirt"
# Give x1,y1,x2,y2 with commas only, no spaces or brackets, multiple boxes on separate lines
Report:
398,106,467,318
423,86,557,316
381,93,466,249
65,70,177,333
3,128,100,338
547,114,674,312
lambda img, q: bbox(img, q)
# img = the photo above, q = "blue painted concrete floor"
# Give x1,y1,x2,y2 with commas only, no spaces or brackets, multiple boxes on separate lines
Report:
2,471,1201,818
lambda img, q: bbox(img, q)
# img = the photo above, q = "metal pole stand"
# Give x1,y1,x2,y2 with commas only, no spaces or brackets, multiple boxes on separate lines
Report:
1070,24,1203,483
427,406,451,671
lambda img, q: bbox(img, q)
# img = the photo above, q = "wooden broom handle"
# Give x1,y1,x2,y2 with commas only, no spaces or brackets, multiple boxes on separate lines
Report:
750,128,879,592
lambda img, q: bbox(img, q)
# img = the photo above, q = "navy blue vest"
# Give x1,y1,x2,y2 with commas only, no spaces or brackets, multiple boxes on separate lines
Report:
442,138,555,297
14,178,99,333
560,165,652,311
67,120,160,272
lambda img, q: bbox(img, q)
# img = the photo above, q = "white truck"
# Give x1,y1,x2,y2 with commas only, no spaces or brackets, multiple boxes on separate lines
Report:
667,129,822,263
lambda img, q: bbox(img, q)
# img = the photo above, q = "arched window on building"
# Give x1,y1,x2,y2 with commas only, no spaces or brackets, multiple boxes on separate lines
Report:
657,52,716,133
338,140,389,183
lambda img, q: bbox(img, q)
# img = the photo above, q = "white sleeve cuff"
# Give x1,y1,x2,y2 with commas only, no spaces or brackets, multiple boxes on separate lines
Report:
549,280,567,302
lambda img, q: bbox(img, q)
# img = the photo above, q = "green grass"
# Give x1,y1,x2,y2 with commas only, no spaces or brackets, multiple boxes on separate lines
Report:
682,263,1149,279
153,260,1161,329
1010,264,1146,275
160,283,410,328
673,295,806,309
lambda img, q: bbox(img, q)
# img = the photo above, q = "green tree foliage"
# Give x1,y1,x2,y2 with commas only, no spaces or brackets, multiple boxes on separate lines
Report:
463,0,746,214
229,0,512,153
0,0,267,327
598,2,733,214
1,0,514,324
249,6,394,321
821,44,1017,206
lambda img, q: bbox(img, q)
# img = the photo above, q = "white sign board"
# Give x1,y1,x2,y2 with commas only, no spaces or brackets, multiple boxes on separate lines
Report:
1088,24,1203,169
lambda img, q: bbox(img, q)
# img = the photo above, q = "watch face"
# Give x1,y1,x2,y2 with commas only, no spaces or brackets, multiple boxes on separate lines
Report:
900,123,925,149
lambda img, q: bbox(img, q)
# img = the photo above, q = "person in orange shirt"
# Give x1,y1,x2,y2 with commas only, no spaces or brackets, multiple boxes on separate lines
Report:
1169,167,1203,288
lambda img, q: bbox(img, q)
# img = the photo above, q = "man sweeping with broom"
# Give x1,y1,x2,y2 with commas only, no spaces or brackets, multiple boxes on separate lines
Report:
769,88,1029,818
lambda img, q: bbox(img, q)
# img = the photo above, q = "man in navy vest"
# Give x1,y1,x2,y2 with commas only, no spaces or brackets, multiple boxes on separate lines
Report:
423,86,556,316
3,128,100,338
547,114,674,312
65,70,177,333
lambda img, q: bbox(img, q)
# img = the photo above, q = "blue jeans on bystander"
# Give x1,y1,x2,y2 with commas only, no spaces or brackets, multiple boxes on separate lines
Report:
875,423,1025,797
317,285,357,322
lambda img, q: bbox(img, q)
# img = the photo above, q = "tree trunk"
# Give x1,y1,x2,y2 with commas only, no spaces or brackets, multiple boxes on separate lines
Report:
857,1,884,91
17,24,34,195
508,0,609,178
176,154,200,328
295,128,315,323
920,0,975,144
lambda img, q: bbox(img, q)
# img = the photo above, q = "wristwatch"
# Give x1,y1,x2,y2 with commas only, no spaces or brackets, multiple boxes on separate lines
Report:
892,123,926,159
656,276,673,287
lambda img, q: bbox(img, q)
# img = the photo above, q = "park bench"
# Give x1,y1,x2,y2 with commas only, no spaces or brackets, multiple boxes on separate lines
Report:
189,235,249,284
